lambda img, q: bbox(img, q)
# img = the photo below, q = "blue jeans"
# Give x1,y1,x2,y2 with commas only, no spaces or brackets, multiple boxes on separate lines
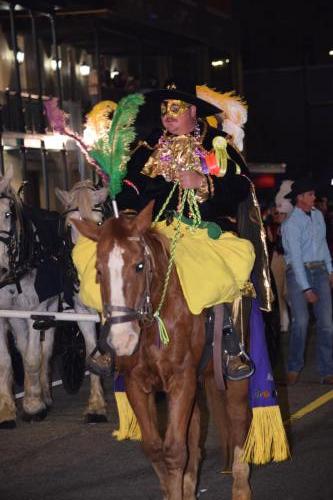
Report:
286,264,333,377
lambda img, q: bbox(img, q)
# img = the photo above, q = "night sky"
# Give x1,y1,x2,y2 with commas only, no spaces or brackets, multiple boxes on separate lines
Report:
239,0,333,70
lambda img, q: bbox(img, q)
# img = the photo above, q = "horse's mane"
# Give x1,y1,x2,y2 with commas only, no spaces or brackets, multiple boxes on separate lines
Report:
144,226,170,272
69,180,96,220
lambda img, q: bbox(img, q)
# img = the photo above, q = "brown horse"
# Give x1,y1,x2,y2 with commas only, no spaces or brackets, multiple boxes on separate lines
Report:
73,201,251,500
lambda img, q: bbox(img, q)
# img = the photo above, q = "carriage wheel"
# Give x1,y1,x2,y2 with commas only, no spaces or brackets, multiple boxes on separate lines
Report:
56,322,86,394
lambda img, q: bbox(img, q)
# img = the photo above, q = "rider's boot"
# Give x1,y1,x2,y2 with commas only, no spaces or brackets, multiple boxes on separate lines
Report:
222,308,254,381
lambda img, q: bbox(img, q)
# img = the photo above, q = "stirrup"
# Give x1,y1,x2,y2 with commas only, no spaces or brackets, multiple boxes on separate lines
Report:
223,348,255,381
86,347,114,377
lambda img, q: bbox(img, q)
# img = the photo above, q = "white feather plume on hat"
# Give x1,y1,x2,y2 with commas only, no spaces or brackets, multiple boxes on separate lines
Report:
196,85,248,151
275,180,294,214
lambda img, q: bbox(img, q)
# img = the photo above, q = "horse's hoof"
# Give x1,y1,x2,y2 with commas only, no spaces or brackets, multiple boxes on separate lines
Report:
84,413,108,424
22,408,48,422
0,420,16,429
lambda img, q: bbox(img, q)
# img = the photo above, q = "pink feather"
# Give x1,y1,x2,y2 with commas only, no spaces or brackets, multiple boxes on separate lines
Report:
44,98,67,133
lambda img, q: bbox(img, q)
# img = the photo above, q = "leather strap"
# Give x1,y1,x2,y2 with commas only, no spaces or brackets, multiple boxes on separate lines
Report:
213,304,225,390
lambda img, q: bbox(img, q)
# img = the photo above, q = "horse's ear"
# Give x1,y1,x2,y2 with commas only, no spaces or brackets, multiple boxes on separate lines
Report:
71,218,101,242
0,165,14,192
92,187,108,205
55,187,71,207
135,200,155,234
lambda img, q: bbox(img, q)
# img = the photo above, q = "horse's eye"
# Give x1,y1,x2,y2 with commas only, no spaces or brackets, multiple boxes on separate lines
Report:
97,221,103,226
136,262,144,272
5,211,11,218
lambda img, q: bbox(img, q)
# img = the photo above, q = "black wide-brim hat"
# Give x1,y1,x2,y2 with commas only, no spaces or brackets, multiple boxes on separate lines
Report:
143,81,220,118
285,178,317,199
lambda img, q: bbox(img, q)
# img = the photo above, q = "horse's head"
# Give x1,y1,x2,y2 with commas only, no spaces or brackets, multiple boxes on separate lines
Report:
55,180,108,244
0,166,20,270
73,202,156,357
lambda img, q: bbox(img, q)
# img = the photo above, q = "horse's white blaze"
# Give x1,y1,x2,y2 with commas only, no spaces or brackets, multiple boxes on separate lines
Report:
108,244,140,356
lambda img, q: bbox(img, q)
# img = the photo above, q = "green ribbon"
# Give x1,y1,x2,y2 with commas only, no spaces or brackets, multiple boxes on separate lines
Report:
154,312,170,345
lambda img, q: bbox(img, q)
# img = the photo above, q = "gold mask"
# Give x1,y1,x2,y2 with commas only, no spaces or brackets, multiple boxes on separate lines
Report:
161,99,191,118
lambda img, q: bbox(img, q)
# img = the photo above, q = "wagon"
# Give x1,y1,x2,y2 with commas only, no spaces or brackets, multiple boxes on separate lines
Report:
1,308,100,395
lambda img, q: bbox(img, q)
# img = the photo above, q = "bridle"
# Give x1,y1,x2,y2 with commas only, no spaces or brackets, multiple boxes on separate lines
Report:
60,185,112,237
61,206,105,229
0,193,16,247
0,192,33,291
103,237,154,325
99,237,155,353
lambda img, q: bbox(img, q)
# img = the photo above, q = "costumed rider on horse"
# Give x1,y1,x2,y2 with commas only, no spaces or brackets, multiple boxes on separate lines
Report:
73,80,270,381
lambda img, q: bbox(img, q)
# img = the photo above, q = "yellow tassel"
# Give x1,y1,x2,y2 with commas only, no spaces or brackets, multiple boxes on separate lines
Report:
242,406,290,465
112,392,142,441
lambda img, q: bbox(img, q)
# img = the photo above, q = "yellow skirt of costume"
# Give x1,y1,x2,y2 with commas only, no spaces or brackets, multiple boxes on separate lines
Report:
72,220,255,316
72,236,102,312
155,220,255,314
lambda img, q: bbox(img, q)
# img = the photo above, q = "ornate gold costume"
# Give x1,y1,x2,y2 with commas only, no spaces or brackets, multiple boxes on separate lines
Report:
142,130,211,203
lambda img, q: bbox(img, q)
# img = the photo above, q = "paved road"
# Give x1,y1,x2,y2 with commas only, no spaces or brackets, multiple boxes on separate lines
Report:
0,331,332,500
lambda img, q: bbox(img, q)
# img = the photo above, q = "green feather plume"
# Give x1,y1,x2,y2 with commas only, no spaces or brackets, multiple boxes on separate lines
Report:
90,93,145,198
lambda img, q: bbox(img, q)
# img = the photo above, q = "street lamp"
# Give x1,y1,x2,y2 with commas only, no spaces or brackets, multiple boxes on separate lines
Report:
51,58,62,71
79,62,90,76
111,69,119,79
16,49,24,64
211,58,230,67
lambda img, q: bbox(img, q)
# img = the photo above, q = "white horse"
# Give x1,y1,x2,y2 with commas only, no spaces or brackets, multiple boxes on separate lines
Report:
55,180,109,423
0,167,60,427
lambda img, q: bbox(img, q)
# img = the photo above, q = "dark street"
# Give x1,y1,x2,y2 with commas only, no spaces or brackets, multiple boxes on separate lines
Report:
0,331,332,500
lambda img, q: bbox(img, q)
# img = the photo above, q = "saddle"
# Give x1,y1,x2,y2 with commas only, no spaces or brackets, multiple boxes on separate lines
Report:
198,305,254,387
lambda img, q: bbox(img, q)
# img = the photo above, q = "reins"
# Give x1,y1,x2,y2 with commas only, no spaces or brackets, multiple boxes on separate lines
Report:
151,181,202,344
102,240,154,326
101,181,202,347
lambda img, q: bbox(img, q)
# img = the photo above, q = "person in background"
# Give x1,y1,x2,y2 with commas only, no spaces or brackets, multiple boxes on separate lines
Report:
267,206,290,334
281,179,333,385
266,181,293,334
